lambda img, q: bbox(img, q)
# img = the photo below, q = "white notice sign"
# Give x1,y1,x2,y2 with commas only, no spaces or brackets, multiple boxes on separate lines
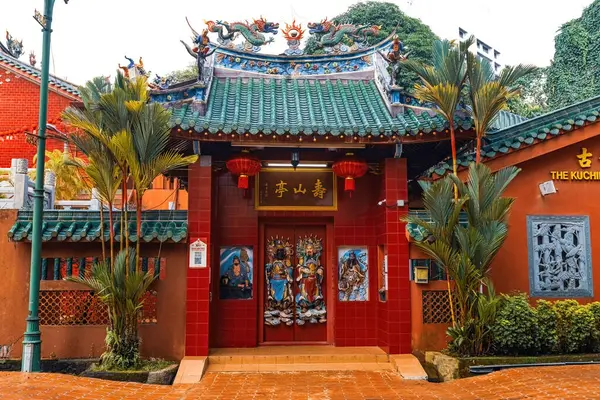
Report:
189,239,207,268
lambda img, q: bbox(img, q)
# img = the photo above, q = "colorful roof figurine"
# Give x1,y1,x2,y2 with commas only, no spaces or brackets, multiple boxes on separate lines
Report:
7,210,189,243
150,17,473,143
423,95,600,179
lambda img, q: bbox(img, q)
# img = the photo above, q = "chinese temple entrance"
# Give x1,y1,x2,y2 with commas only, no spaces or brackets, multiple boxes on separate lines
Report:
261,224,328,343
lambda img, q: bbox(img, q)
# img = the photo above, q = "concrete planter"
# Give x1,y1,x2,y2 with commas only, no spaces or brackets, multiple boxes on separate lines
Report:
81,363,179,385
425,351,600,381
425,352,459,382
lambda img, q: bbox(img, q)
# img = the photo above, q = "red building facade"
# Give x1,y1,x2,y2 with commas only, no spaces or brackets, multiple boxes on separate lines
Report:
150,21,472,356
0,50,79,167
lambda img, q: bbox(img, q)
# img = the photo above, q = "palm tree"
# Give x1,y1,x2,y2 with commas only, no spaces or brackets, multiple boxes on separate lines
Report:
68,249,156,369
466,54,536,163
403,37,474,188
404,163,519,354
31,148,89,200
111,101,198,271
67,140,122,267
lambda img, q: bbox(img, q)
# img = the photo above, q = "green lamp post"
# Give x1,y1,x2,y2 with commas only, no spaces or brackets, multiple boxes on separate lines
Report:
22,0,69,373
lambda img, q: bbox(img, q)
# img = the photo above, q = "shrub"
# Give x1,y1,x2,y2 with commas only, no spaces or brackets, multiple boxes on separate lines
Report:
586,302,600,352
492,294,539,355
536,300,558,354
555,300,595,353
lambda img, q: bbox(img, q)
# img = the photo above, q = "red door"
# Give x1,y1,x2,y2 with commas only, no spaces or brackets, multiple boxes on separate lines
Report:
263,224,327,343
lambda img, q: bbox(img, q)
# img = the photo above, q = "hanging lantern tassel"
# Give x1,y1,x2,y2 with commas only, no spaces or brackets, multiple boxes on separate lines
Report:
344,177,356,194
332,154,368,197
238,174,249,189
226,152,262,194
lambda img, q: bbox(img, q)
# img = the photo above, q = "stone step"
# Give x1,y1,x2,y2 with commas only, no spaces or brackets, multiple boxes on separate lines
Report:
205,362,395,373
205,346,393,373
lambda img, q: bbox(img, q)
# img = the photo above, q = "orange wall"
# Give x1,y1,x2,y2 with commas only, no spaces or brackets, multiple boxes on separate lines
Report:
409,246,450,352
491,134,600,302
0,210,188,361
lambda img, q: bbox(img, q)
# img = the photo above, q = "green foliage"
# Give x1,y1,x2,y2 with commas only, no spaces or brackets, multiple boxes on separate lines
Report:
546,0,600,110
405,163,519,356
492,294,539,355
31,149,89,201
588,302,600,352
68,249,156,370
491,297,600,356
536,299,558,354
164,63,198,85
554,300,595,353
304,1,438,91
506,68,549,118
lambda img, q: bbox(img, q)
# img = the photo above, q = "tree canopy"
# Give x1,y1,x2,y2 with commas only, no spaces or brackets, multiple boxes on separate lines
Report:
545,0,600,110
305,1,439,91
506,67,548,118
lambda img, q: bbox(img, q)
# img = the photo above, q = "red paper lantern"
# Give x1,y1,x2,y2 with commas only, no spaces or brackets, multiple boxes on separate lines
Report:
332,154,368,196
226,152,261,189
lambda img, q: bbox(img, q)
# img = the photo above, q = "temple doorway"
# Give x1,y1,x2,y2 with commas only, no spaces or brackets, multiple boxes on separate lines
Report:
261,224,328,343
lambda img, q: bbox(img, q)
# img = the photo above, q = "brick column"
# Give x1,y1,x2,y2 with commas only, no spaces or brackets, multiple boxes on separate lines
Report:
185,156,212,356
382,158,411,354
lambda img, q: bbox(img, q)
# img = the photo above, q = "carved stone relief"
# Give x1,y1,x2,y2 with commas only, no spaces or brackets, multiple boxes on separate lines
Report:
527,215,593,297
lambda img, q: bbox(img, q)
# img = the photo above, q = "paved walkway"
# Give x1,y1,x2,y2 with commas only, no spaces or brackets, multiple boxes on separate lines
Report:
0,365,599,399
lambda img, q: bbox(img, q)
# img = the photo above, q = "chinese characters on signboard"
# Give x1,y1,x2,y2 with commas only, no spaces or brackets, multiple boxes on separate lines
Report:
255,169,337,210
550,147,600,181
189,239,207,268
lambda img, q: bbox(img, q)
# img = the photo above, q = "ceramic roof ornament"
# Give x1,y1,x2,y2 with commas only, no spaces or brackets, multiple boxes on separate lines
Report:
1,31,24,59
205,17,279,53
281,20,305,56
307,18,381,54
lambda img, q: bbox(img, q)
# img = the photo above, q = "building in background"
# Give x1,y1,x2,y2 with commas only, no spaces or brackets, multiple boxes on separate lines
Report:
459,27,502,74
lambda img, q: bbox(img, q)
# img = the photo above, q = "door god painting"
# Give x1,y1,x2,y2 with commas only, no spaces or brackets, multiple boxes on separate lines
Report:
338,247,369,301
265,237,295,326
219,246,253,300
296,236,327,324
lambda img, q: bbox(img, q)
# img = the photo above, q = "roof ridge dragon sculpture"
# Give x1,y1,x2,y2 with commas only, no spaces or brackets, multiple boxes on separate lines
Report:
1,31,24,59
204,17,279,52
307,18,381,53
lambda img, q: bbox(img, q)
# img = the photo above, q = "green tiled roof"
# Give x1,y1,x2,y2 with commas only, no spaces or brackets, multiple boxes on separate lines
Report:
424,95,600,178
7,210,188,243
0,52,80,96
166,77,473,137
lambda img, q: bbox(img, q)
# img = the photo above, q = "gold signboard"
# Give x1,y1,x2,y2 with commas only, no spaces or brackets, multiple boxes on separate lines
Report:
550,147,600,181
255,168,337,211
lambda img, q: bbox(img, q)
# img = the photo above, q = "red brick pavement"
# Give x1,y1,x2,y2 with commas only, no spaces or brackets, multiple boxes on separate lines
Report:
0,365,599,399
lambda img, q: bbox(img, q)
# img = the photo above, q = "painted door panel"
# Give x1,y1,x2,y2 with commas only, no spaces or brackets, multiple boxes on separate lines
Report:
263,225,327,343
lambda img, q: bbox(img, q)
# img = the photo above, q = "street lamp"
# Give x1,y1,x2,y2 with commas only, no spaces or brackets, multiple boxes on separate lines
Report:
22,0,69,373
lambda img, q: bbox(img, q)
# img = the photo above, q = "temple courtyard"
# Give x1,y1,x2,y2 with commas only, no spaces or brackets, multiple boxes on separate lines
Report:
0,365,599,399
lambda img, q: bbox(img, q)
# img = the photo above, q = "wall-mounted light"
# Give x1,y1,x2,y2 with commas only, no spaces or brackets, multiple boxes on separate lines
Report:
291,151,300,170
413,266,429,284
266,162,328,168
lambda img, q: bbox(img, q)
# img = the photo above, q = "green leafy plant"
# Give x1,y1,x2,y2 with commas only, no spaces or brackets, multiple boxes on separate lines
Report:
31,149,89,201
68,249,156,370
464,54,536,163
492,294,539,355
536,299,558,354
587,302,600,352
546,0,600,110
403,37,473,184
554,300,595,354
405,163,519,356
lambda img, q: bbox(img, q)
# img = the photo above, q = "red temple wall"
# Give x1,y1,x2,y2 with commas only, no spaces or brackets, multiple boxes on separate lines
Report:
189,157,411,353
0,66,74,167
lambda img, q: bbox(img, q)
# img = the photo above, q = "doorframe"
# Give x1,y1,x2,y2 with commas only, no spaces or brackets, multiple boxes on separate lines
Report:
258,217,335,345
